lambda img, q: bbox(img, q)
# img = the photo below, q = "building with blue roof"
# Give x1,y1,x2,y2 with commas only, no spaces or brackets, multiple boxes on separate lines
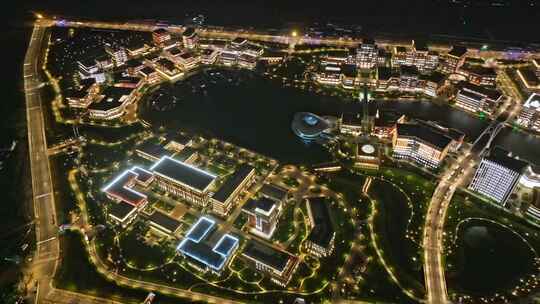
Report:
177,216,239,274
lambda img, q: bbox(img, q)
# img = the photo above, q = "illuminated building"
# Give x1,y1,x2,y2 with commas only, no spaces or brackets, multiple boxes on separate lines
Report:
135,141,171,162
219,50,238,66
372,110,406,139
176,52,202,71
151,156,216,207
391,46,408,67
210,164,255,216
125,40,150,57
259,183,288,203
77,58,106,83
356,38,378,69
469,147,528,205
517,67,540,91
163,133,193,152
291,112,335,142
241,239,299,286
421,72,446,97
534,59,540,78
457,63,497,87
314,69,341,85
138,66,161,85
201,48,219,65
440,45,467,74
231,37,248,49
148,211,182,236
154,58,184,81
66,79,100,108
152,28,171,46
356,143,381,170
177,217,239,274
377,49,392,67
87,86,135,120
125,58,146,76
237,54,258,69
399,65,419,91
376,67,394,91
105,44,128,66
517,93,540,132
341,65,358,89
242,43,264,57
393,123,452,168
242,197,282,239
95,54,114,70
455,82,503,114
182,27,198,49
103,169,148,208
305,197,335,257
416,120,464,152
340,112,363,136
108,201,137,227
409,40,439,72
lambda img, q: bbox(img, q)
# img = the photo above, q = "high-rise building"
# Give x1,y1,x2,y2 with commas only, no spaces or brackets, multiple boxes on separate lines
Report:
393,123,453,168
356,38,378,69
182,27,199,49
516,93,540,132
469,147,529,205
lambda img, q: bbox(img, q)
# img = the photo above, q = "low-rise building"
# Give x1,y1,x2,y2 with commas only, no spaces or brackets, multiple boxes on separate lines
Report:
340,112,363,136
201,48,220,65
305,197,335,258
177,217,239,274
469,147,529,205
151,156,217,207
87,86,135,120
182,27,198,49
66,79,100,108
455,82,503,114
393,123,452,168
517,67,540,91
176,52,202,71
458,63,497,87
210,164,256,216
108,201,138,227
259,183,288,203
138,66,162,85
103,169,148,208
516,93,540,132
148,211,182,236
421,72,446,97
356,38,378,69
105,44,128,67
241,239,299,287
440,46,467,74
399,65,420,91
152,28,171,46
372,110,405,139
154,57,184,81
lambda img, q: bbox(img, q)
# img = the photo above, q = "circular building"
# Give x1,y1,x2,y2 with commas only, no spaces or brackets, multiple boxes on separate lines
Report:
291,112,331,142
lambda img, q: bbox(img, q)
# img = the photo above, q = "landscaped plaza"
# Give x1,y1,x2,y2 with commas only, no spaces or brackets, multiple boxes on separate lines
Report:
23,16,540,304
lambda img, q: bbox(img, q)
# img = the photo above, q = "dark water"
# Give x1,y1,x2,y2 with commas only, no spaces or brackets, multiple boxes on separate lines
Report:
492,127,540,165
373,100,489,141
139,69,495,164
11,1,540,43
451,219,536,296
139,70,336,164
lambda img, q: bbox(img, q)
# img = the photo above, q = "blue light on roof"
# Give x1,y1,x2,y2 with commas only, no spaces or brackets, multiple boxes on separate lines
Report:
184,216,215,242
303,114,318,126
